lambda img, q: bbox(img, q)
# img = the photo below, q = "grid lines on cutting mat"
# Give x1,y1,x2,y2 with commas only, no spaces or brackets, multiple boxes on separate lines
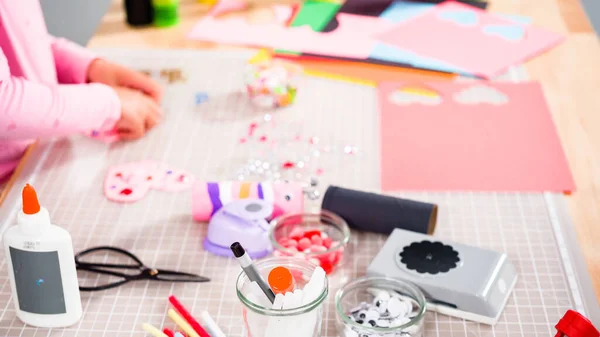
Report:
0,50,575,337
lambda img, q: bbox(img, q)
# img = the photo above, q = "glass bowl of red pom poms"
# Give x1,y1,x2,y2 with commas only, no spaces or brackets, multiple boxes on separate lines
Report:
269,211,351,274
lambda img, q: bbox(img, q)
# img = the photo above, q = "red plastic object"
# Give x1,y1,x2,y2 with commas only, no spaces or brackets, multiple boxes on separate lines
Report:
555,310,599,337
168,295,211,337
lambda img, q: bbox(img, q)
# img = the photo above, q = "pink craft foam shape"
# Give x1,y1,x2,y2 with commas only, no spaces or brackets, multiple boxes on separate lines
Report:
188,11,394,59
158,167,196,192
104,160,196,203
374,1,565,79
104,162,152,203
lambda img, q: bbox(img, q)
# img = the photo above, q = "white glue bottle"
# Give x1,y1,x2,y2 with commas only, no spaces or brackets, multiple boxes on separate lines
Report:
2,184,82,327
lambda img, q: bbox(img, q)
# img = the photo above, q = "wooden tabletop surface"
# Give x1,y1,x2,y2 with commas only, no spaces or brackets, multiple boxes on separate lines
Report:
21,0,600,303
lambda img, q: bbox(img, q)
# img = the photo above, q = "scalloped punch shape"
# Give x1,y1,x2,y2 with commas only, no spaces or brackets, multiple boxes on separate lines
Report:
437,9,479,27
453,84,508,105
389,85,442,106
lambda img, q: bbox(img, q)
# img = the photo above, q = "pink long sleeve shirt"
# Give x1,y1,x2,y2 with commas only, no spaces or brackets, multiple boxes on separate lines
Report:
0,1,121,181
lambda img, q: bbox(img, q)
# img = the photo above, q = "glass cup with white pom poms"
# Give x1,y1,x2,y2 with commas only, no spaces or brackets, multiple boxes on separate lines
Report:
335,276,426,337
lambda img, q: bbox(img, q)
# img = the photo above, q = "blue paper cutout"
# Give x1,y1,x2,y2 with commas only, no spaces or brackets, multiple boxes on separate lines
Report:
195,92,209,105
437,9,479,27
483,24,525,41
495,14,532,25
380,1,434,22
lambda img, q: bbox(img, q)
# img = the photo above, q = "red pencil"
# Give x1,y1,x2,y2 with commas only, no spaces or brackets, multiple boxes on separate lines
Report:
163,328,175,337
168,295,211,337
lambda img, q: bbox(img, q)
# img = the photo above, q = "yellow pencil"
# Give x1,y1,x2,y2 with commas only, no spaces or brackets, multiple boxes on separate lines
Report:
168,309,200,337
142,323,169,337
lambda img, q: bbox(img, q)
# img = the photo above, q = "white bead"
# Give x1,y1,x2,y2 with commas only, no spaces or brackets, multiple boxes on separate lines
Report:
387,297,407,318
375,291,390,301
366,309,380,321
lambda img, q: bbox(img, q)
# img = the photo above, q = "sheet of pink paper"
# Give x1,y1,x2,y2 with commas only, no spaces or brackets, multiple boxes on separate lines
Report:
207,0,248,17
188,11,394,59
378,81,575,192
375,1,564,78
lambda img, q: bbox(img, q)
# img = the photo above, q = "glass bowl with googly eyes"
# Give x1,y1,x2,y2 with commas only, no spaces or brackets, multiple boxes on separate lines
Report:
335,276,426,337
269,211,350,275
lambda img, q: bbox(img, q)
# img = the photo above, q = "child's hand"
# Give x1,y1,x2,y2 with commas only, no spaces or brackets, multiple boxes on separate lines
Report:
113,87,162,141
88,59,163,103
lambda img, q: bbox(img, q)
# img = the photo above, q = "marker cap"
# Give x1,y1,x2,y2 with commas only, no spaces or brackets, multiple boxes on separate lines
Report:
268,266,295,294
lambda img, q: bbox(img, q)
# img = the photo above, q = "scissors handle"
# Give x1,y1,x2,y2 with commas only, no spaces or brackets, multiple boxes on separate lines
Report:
74,246,145,266
150,269,211,283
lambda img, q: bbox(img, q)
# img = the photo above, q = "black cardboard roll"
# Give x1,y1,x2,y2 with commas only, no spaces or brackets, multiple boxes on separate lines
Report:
321,185,438,235
124,0,154,26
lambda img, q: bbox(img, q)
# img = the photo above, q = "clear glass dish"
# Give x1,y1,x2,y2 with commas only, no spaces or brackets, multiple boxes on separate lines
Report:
236,256,329,337
269,211,351,274
335,276,426,337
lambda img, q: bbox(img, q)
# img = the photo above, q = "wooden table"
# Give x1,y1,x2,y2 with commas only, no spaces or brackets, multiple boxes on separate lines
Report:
6,0,600,304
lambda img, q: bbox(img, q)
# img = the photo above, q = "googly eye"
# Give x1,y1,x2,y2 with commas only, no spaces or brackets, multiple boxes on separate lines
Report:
284,194,292,201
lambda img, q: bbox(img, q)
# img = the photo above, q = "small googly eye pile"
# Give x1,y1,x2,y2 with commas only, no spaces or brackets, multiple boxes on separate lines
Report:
343,290,421,337
273,227,344,274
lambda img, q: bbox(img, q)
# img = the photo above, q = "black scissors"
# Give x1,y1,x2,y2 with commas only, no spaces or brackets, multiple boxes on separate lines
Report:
75,246,210,291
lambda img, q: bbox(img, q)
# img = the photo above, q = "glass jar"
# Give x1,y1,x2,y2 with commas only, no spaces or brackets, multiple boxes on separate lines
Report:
269,211,351,274
236,257,329,337
335,277,426,337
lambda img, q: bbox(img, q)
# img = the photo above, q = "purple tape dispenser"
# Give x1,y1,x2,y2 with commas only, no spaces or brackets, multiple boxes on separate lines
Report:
203,199,273,258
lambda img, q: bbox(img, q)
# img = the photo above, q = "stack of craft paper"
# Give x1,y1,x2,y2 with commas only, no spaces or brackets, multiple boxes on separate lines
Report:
188,0,564,78
374,1,565,78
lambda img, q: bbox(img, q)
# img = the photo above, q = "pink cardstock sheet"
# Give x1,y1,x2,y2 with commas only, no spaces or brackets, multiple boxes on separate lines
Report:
378,81,575,192
375,1,565,78
188,9,394,59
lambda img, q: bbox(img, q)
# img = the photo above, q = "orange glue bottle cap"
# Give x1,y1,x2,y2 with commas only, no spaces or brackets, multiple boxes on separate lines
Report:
17,184,51,234
22,184,41,215
268,266,295,294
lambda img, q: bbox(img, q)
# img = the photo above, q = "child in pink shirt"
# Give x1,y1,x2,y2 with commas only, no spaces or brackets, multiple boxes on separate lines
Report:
0,1,163,182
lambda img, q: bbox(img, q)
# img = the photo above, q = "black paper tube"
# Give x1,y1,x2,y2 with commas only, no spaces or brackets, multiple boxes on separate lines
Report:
124,0,154,26
321,185,438,235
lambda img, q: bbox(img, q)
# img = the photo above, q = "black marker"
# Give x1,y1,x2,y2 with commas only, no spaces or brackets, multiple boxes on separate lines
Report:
231,242,275,303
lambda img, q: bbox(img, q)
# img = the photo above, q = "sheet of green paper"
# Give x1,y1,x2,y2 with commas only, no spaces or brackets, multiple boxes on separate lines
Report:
275,0,341,55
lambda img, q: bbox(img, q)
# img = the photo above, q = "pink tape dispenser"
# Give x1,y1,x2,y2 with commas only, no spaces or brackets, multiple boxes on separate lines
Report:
192,180,315,222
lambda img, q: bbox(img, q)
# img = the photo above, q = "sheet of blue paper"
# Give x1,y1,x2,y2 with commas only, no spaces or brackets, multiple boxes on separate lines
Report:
371,1,532,75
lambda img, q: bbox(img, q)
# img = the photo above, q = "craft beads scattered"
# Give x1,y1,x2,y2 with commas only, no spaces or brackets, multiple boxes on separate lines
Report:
273,228,344,274
343,290,421,337
244,61,298,109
